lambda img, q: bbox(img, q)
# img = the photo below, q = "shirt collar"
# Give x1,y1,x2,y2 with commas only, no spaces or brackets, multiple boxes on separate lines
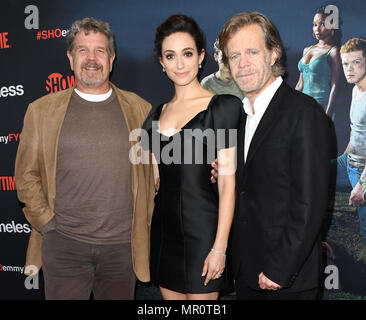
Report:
242,76,283,117
74,87,113,102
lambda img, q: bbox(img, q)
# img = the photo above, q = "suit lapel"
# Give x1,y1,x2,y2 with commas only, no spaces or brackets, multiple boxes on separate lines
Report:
237,111,247,180
244,82,290,169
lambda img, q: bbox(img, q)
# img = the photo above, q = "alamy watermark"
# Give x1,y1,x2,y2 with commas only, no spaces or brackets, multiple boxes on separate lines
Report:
24,265,39,290
129,124,238,175
22,264,339,290
24,5,39,30
324,4,339,30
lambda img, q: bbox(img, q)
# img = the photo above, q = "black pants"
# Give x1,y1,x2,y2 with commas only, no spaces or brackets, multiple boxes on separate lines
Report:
42,230,135,300
235,278,319,300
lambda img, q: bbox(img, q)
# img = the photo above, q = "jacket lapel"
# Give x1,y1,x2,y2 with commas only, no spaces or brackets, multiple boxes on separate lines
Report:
111,83,143,214
237,111,247,180
43,87,73,208
112,82,139,133
244,82,290,169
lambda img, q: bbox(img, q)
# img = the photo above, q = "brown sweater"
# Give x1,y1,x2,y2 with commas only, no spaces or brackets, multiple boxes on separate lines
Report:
53,89,132,244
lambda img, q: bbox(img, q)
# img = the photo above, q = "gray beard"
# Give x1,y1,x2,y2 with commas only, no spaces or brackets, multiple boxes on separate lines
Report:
81,74,103,86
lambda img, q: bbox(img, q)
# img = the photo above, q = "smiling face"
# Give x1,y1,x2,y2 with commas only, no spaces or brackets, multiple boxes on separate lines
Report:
341,50,366,85
226,24,277,102
313,13,332,42
67,30,115,94
159,32,204,87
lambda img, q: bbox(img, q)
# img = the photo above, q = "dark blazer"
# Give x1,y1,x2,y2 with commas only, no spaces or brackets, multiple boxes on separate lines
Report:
232,81,332,292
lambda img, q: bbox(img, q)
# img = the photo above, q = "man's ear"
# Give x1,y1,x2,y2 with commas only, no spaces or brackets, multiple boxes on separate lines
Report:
109,53,116,71
67,51,74,71
270,46,280,67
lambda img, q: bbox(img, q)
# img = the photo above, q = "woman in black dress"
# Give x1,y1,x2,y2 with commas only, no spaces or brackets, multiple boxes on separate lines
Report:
142,14,243,300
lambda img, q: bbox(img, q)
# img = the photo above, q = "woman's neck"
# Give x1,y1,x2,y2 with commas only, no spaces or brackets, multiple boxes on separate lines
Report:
317,38,332,48
172,78,206,102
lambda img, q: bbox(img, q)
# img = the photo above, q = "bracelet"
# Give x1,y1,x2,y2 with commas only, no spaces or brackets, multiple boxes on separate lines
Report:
211,248,226,257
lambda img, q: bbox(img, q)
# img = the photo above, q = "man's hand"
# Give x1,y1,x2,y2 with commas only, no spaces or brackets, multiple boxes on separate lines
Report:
210,159,218,183
349,182,365,207
258,272,282,291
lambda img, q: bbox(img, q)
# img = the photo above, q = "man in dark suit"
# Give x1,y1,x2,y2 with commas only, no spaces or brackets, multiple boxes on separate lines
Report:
214,11,332,299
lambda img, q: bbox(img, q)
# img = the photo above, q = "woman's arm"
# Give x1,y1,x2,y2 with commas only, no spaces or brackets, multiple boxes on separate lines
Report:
296,47,310,92
295,72,304,91
326,47,341,117
202,146,236,286
152,154,160,193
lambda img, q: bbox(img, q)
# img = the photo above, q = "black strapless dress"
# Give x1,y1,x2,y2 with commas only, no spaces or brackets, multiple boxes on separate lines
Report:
141,94,243,293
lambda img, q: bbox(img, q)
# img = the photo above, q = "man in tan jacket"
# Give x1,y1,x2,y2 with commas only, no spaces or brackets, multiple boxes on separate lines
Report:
14,17,154,299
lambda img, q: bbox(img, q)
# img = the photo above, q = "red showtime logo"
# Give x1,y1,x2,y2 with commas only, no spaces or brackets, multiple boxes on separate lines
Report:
46,73,75,93
0,32,11,49
0,176,16,191
36,28,68,40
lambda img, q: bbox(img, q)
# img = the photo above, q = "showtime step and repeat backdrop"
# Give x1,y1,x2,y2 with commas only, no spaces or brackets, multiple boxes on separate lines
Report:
1,0,366,299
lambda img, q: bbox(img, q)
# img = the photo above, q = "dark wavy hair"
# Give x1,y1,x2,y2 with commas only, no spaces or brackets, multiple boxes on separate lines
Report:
315,4,343,47
154,14,206,57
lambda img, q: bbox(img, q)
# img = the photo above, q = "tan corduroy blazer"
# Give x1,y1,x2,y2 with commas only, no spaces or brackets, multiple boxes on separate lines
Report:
14,83,155,282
